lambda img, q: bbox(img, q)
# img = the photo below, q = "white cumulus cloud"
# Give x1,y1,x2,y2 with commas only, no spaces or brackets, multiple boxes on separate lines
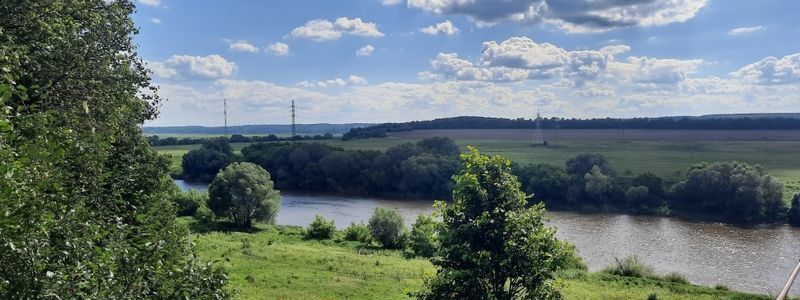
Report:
267,42,291,56
296,75,369,88
290,17,384,41
147,54,236,79
138,0,161,7
356,44,375,56
228,41,259,53
420,20,459,35
150,18,161,24
733,52,800,85
382,0,403,5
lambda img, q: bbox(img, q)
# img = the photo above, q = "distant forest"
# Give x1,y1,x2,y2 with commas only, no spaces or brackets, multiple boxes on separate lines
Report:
342,114,800,140
144,123,374,136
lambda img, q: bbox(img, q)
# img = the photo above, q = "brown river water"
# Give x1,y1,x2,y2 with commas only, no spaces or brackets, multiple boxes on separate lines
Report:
176,180,800,295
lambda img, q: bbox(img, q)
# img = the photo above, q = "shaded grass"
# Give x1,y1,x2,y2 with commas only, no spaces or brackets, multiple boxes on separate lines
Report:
183,217,775,300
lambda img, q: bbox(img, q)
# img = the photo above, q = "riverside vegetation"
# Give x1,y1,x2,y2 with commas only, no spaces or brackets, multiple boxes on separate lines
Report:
173,148,775,299
179,137,795,225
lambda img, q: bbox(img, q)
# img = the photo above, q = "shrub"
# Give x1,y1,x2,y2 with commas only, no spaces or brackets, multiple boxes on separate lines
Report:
208,162,281,228
410,215,439,257
306,215,336,239
170,189,206,216
647,293,658,300
195,204,215,224
788,194,800,226
343,222,372,243
602,255,655,278
555,240,588,271
369,207,405,248
714,284,729,290
662,272,689,284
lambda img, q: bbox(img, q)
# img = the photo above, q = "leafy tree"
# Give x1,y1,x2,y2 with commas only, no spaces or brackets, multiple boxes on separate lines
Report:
305,215,336,240
368,207,405,248
632,172,666,197
583,165,613,205
565,153,615,178
416,137,460,156
513,163,571,205
182,140,235,182
788,194,800,226
208,162,281,228
625,186,663,213
669,161,785,222
410,214,439,258
418,147,566,299
0,1,227,298
201,137,233,155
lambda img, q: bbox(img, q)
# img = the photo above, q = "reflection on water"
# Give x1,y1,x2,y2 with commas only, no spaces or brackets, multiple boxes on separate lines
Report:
173,180,800,295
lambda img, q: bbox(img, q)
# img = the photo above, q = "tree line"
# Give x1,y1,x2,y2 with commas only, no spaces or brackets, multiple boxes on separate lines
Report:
342,115,800,140
181,138,795,225
148,133,334,146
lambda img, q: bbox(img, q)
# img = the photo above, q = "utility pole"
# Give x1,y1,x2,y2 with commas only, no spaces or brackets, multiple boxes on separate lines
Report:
534,109,544,145
223,98,228,136
291,100,296,142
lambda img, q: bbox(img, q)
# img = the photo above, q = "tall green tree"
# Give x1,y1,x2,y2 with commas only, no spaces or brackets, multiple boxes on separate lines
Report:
208,162,281,228
0,1,227,298
418,147,567,299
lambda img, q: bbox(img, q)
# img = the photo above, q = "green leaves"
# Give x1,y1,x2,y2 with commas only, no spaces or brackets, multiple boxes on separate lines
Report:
419,147,572,300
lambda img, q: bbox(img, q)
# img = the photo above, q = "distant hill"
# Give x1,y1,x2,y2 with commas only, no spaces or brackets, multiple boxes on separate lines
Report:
144,123,374,136
690,113,800,119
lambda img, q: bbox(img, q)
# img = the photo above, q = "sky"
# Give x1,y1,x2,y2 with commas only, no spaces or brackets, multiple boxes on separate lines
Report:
133,0,800,126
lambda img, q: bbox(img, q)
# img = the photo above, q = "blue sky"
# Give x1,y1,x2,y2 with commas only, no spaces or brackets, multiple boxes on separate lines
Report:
134,0,800,126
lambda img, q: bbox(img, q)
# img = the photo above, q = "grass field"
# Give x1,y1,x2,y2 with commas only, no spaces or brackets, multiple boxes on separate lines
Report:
155,130,800,198
184,218,773,300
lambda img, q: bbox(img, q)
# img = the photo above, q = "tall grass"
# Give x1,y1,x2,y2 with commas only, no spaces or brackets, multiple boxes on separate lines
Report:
602,255,655,278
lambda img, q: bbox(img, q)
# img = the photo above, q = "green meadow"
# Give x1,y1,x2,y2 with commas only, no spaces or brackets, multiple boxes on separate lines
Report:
183,218,773,300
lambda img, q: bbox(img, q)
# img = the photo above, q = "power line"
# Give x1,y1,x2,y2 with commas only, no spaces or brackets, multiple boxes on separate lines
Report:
223,98,228,136
290,100,296,142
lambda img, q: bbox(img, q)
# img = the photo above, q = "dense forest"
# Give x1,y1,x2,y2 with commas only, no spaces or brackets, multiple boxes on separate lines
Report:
147,133,334,146
342,115,800,140
181,138,796,224
144,123,372,136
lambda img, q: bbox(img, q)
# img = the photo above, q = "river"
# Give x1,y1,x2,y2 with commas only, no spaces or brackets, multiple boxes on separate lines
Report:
175,179,800,295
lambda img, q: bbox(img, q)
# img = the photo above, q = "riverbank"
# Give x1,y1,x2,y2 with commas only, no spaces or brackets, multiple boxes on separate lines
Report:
183,217,776,299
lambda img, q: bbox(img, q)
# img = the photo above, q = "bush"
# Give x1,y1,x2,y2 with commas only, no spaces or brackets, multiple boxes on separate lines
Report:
169,189,206,216
555,240,588,271
369,207,405,248
788,194,800,226
306,215,336,239
343,222,372,243
410,215,439,257
208,162,281,228
602,255,655,278
195,204,215,224
662,272,689,284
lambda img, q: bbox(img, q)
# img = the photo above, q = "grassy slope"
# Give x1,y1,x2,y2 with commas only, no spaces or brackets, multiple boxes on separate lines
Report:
183,218,772,300
157,136,800,198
